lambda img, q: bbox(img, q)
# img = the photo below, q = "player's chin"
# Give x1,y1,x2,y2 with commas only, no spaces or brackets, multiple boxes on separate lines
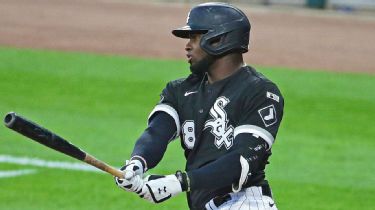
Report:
189,57,200,66
188,57,194,65
188,60,195,68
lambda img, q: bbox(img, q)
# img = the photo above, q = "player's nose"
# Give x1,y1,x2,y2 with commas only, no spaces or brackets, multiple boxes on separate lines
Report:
185,40,192,52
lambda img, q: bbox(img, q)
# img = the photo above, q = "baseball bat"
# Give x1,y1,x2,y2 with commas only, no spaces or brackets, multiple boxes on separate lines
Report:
4,112,124,178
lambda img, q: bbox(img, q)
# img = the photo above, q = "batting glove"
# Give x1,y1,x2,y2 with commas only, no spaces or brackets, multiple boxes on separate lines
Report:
114,157,146,193
140,171,189,204
115,174,144,194
122,157,146,180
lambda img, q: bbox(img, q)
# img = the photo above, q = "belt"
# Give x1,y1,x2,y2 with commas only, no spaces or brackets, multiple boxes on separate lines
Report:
261,184,273,197
212,185,272,208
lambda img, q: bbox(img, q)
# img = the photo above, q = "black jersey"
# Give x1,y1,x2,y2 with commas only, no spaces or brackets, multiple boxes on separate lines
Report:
148,66,284,209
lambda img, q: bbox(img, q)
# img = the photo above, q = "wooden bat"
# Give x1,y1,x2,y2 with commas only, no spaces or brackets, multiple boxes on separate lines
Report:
4,112,124,178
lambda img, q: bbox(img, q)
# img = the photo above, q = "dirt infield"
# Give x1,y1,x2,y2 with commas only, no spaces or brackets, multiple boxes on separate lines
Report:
1,0,374,73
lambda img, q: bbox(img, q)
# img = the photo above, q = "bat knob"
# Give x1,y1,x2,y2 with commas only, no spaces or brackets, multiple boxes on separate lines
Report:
4,112,17,128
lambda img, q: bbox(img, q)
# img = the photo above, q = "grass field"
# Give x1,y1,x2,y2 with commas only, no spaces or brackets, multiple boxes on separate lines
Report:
0,47,374,210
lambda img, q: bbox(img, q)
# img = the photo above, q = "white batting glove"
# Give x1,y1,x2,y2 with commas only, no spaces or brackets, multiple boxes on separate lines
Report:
114,157,146,193
115,174,144,194
140,171,189,204
122,158,145,180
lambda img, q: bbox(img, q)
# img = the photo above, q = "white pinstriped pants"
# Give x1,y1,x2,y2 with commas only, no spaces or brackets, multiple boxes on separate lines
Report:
205,186,278,210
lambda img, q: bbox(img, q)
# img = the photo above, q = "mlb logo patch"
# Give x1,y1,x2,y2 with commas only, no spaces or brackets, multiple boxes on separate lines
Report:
266,91,279,102
258,104,277,127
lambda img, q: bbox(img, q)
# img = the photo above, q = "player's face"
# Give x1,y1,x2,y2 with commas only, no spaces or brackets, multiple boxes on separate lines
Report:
185,34,207,66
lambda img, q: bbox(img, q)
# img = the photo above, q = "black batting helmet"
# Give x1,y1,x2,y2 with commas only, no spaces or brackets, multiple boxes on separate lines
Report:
172,2,251,57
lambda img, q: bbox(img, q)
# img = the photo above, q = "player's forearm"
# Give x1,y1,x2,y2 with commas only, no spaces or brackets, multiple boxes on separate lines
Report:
187,151,241,190
131,112,177,170
187,134,267,190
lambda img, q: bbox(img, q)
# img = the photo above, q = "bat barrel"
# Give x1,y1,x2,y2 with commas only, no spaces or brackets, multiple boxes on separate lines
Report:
3,112,124,178
4,112,17,128
4,112,86,161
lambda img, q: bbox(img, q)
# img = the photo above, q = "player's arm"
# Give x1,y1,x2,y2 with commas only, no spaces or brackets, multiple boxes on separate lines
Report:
115,81,183,196
187,133,268,191
118,110,178,180
116,81,180,180
130,111,177,171
137,133,268,204
128,80,181,174
115,111,178,192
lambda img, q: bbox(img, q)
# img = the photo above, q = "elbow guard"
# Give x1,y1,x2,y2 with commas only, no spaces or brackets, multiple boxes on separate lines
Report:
231,133,268,192
232,155,249,193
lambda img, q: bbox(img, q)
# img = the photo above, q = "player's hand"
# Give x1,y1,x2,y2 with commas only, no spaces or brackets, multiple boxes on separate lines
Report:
122,158,145,180
115,174,144,193
140,171,188,204
114,158,145,193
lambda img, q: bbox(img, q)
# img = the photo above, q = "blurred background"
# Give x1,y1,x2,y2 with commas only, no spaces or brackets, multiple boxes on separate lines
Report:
0,0,374,210
161,0,375,11
163,0,375,11
2,0,375,73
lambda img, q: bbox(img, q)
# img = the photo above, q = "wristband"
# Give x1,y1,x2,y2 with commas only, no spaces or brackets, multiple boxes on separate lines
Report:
130,155,148,172
176,170,190,192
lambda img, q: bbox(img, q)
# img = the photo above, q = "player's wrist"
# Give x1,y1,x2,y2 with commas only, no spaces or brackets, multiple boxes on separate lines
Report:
175,170,190,192
130,155,148,172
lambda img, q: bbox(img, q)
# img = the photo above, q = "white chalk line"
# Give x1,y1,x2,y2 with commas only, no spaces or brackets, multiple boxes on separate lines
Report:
0,154,107,179
0,169,37,178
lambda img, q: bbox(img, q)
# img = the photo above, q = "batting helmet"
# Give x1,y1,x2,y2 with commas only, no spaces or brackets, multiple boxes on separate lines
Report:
172,2,251,57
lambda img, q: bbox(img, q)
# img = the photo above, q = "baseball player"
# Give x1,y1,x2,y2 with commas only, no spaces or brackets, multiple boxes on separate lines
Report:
115,2,284,210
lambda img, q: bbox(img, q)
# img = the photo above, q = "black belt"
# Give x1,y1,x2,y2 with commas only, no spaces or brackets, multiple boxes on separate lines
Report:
261,184,273,197
212,185,272,208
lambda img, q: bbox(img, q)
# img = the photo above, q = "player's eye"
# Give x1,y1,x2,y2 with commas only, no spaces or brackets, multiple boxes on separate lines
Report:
189,33,201,41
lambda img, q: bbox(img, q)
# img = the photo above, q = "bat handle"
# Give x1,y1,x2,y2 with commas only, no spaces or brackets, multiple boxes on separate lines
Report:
84,154,125,178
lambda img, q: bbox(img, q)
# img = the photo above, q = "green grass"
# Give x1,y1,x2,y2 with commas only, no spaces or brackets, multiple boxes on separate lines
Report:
0,47,374,210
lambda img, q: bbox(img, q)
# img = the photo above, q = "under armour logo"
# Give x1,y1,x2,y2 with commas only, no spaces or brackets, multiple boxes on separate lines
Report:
204,96,234,150
158,186,167,194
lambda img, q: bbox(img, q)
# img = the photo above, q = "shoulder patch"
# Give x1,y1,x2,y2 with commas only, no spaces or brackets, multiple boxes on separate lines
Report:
266,91,280,103
258,104,277,127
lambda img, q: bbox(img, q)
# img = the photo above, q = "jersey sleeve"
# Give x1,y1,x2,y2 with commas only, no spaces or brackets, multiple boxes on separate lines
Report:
235,82,284,149
148,81,181,140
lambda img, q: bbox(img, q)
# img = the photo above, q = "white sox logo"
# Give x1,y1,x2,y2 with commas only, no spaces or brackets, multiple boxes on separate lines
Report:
204,96,234,150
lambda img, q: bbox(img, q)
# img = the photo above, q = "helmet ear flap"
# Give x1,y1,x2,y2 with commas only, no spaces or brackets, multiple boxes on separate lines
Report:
200,22,250,56
208,36,222,48
200,32,228,56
